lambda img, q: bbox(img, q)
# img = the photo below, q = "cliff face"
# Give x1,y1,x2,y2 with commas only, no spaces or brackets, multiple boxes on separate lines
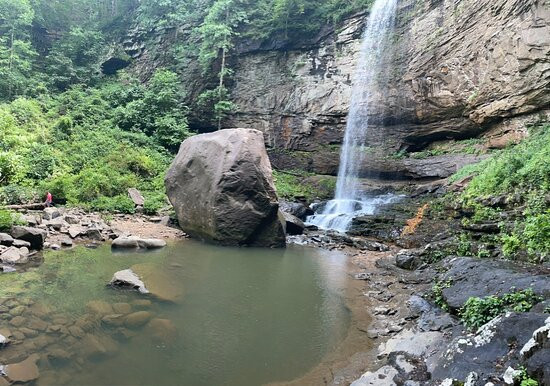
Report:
124,0,550,181
223,0,550,180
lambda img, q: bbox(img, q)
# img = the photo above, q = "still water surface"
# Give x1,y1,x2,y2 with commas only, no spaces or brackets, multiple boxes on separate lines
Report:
0,241,351,386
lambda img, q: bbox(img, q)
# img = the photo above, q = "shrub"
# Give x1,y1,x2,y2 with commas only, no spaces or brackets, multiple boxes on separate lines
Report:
143,192,167,215
88,195,135,214
0,209,14,231
460,288,542,330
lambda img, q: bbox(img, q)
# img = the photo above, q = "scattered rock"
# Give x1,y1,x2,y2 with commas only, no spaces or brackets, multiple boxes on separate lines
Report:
124,311,152,328
111,237,139,249
3,354,40,383
86,228,103,241
0,247,28,264
43,207,61,221
137,238,167,249
10,226,47,250
112,303,132,314
86,300,114,316
0,233,14,247
145,318,178,344
12,239,30,248
128,188,145,206
61,238,73,247
130,263,183,302
281,211,305,235
109,269,149,294
68,225,84,239
395,249,423,270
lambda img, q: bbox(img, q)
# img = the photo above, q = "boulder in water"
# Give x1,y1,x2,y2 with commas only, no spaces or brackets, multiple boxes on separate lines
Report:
165,128,285,247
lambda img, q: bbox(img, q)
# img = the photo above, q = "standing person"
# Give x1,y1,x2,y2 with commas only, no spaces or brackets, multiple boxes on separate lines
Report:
45,191,53,207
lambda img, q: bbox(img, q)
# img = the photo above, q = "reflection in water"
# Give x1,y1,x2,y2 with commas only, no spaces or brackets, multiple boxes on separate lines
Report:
0,241,351,386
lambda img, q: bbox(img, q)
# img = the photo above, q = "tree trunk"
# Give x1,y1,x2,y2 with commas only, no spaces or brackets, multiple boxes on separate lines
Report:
5,203,45,210
217,47,226,131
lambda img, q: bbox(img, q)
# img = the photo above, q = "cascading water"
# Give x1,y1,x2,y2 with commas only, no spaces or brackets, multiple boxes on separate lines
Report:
307,0,399,233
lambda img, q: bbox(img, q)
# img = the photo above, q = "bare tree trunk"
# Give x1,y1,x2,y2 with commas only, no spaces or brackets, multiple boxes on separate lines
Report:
8,28,14,99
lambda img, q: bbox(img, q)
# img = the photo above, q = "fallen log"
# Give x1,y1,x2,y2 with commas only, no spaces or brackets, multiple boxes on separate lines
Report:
4,203,45,210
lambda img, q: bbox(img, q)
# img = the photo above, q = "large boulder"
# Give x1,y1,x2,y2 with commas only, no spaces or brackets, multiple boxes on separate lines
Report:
9,227,46,250
165,128,285,247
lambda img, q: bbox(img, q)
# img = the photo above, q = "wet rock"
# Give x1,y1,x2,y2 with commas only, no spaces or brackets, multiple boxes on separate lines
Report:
81,334,111,359
43,207,61,220
124,311,152,328
0,233,14,247
128,188,145,206
9,306,26,317
439,257,550,311
68,225,84,239
165,128,285,247
109,269,149,294
112,303,132,314
353,238,390,252
0,333,9,347
395,249,423,271
137,238,167,249
47,347,71,363
66,325,84,339
101,314,125,327
10,226,47,250
146,318,178,344
132,299,152,309
3,354,40,383
279,200,313,220
8,316,26,328
131,263,183,302
86,300,114,316
111,237,139,249
281,211,305,235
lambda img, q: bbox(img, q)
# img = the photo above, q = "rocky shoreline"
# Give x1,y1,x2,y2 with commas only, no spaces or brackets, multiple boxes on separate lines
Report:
1,196,549,385
0,206,186,271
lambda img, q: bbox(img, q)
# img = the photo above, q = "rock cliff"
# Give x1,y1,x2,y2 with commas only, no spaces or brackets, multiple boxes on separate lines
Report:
224,0,550,180
127,0,550,181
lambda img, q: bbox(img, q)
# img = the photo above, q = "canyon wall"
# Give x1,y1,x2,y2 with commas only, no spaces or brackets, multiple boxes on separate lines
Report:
224,0,550,180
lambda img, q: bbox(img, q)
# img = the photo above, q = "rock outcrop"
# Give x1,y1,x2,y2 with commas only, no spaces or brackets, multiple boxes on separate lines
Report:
165,129,286,247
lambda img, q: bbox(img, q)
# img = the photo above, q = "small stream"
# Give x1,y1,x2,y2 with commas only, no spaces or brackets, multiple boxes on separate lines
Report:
0,241,353,386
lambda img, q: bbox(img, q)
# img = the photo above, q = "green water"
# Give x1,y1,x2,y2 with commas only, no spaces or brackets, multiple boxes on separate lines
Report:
0,241,351,386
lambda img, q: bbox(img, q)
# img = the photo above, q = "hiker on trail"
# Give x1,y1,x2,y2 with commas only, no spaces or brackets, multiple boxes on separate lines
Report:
45,191,53,207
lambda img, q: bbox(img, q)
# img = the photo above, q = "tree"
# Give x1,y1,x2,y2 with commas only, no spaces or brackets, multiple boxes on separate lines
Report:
198,0,247,129
0,0,36,100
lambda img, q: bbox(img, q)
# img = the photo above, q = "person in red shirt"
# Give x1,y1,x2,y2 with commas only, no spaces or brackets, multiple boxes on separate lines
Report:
45,191,53,207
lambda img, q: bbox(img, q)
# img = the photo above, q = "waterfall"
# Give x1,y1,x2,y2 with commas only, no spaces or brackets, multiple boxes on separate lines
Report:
307,0,399,232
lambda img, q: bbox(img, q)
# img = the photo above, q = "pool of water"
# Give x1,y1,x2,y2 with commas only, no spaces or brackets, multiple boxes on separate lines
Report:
0,240,352,386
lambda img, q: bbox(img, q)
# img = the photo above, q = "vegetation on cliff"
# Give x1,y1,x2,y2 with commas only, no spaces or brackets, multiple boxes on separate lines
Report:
0,0,372,211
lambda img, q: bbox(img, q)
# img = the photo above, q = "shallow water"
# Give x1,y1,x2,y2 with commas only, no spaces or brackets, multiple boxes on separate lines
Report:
0,241,352,386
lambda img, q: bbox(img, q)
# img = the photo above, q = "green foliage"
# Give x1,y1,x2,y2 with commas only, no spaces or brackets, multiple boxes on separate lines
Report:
432,279,452,311
273,170,316,201
0,209,14,231
460,288,542,330
88,195,136,214
451,126,550,262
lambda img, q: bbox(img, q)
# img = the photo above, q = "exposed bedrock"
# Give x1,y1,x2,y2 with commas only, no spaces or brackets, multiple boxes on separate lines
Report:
223,0,550,179
165,129,286,248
